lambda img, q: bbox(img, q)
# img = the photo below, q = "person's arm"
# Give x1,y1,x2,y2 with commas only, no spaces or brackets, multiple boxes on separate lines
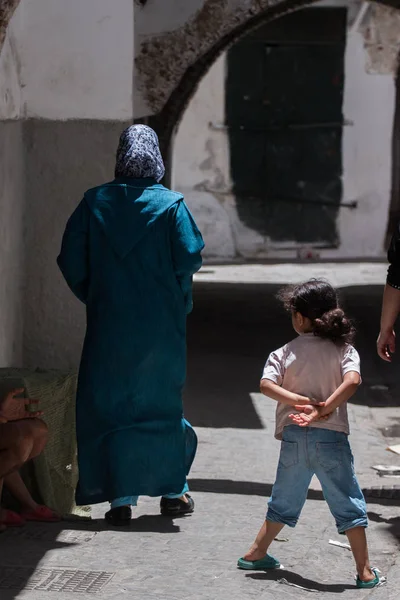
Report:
169,200,204,314
289,372,360,426
321,371,360,414
290,345,361,426
57,199,90,304
377,285,400,361
377,223,400,361
260,378,321,407
261,349,324,408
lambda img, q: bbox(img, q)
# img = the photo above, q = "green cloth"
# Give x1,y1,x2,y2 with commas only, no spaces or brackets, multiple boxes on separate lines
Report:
0,368,90,518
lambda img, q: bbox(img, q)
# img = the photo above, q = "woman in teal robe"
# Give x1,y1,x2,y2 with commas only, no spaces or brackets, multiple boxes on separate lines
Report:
57,125,204,525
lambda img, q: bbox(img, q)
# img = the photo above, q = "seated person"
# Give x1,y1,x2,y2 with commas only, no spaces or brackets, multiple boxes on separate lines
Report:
0,388,60,530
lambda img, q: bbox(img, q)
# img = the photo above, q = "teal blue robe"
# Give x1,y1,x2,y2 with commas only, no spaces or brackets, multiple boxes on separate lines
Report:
57,177,204,505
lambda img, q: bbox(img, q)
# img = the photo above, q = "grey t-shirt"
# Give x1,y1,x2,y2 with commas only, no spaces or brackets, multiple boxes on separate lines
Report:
262,333,361,440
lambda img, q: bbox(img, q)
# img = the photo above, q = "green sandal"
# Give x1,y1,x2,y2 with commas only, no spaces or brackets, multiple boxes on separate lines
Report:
356,568,386,589
237,554,281,570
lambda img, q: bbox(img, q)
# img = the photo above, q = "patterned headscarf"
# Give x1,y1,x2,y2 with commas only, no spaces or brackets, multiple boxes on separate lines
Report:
115,124,165,182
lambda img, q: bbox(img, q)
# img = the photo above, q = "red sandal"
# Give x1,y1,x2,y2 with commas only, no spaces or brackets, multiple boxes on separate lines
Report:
21,505,61,522
0,509,25,527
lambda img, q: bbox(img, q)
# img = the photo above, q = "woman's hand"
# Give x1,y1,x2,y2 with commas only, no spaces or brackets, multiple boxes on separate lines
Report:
289,403,329,427
0,389,43,423
377,329,396,362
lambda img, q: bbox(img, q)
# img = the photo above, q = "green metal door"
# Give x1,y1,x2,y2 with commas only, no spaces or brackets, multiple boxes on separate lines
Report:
226,8,347,245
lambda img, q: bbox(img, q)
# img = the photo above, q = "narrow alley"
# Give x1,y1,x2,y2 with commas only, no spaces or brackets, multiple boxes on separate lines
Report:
0,264,399,599
1,1,400,598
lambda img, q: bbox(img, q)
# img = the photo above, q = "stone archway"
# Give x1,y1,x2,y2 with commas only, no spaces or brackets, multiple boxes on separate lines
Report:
135,0,311,162
134,0,400,172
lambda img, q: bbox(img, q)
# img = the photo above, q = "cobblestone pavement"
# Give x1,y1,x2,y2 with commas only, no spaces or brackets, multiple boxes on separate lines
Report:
1,264,400,600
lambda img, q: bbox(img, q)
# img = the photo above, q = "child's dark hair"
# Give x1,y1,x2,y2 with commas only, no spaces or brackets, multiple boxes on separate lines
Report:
277,279,355,345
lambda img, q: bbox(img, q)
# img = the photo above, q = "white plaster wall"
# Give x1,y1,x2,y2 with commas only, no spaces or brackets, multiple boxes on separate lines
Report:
173,54,267,259
172,55,230,191
0,14,22,119
8,0,134,120
174,6,396,260
326,27,395,259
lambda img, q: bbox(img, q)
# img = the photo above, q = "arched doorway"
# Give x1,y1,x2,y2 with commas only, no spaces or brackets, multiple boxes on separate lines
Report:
134,0,400,174
172,2,399,261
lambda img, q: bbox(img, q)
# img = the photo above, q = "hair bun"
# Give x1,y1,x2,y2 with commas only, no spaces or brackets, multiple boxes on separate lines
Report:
313,308,355,344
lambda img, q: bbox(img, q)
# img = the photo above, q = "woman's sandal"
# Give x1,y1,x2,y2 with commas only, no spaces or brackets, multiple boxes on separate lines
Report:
160,494,195,516
21,505,62,523
237,554,281,570
356,568,386,589
0,510,25,527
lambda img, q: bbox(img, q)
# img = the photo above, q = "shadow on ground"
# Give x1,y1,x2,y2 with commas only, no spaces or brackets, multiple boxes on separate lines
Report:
188,478,400,507
368,511,400,542
245,569,356,593
185,283,400,429
0,516,181,598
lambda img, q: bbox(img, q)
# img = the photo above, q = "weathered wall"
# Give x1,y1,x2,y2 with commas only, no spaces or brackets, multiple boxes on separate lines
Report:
0,10,21,119
172,55,260,260
0,0,20,56
0,15,24,365
331,9,396,259
361,4,400,75
23,120,130,370
0,1,134,369
3,0,400,122
3,0,134,120
0,121,24,365
174,4,398,260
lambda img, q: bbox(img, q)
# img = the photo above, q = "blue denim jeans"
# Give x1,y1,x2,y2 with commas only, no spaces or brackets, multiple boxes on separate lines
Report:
267,425,367,534
111,482,189,509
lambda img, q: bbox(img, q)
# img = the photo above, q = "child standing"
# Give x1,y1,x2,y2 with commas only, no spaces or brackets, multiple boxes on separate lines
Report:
238,280,383,589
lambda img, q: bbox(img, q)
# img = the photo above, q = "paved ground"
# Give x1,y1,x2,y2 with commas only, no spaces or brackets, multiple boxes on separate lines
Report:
1,263,400,600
